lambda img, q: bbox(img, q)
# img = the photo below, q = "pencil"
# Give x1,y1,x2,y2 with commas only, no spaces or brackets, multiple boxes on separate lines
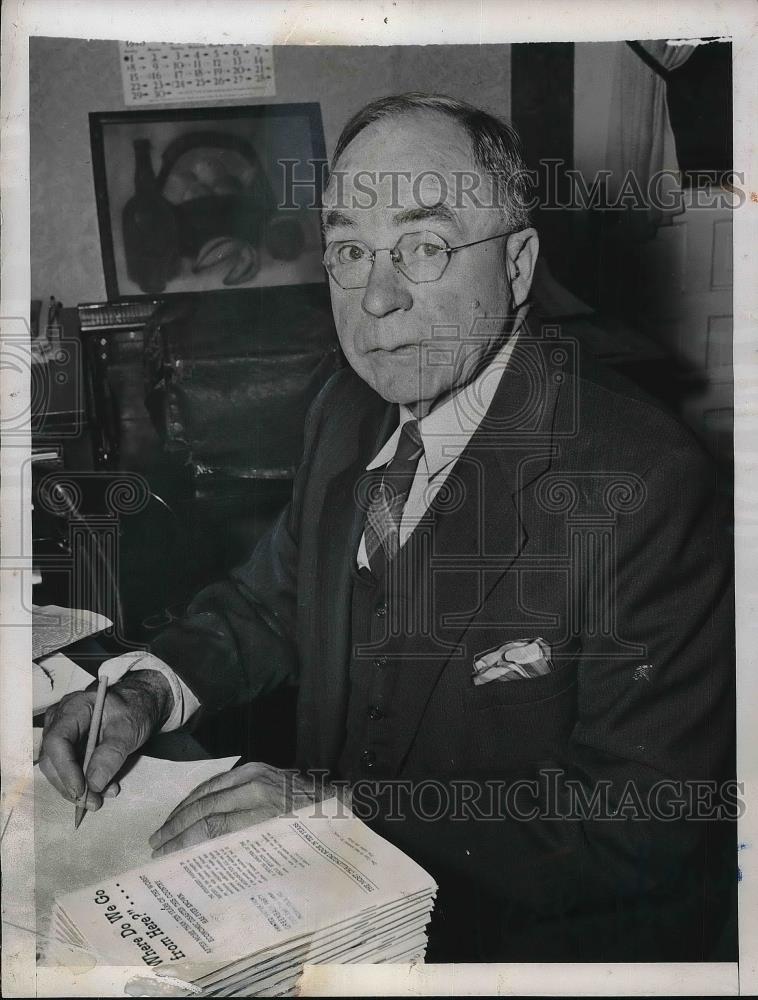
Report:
74,674,108,830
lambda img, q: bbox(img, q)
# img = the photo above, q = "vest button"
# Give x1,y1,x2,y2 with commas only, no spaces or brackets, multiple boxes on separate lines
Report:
360,748,376,768
375,602,387,617
368,705,384,721
373,655,388,668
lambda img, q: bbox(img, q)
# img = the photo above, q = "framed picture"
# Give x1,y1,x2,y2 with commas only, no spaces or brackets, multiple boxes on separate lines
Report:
89,103,327,300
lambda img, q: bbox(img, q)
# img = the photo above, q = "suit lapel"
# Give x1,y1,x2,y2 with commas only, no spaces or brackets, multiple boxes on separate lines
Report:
447,316,567,623
384,320,568,774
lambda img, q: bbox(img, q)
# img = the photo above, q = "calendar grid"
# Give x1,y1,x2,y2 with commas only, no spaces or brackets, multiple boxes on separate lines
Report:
119,42,276,105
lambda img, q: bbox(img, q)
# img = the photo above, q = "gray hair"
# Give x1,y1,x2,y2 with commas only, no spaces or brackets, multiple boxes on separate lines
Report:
329,92,532,230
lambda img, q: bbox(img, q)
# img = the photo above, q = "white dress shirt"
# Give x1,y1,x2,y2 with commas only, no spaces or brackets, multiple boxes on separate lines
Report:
128,318,524,729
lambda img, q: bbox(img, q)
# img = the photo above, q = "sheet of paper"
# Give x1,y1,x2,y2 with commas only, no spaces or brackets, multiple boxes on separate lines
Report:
28,754,240,946
32,652,93,714
32,605,113,659
32,726,43,762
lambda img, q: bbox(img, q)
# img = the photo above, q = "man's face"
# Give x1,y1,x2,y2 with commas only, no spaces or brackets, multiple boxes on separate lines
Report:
322,112,538,413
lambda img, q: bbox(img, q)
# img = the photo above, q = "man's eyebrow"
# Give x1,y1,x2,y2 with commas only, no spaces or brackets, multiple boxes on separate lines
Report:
322,209,357,231
392,203,459,227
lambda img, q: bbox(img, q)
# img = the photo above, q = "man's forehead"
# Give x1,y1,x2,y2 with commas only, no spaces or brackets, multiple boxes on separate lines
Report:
322,175,488,215
323,112,494,213
322,201,464,237
336,110,475,170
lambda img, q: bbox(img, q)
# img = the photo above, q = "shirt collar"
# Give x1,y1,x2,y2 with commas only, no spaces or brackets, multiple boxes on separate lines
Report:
366,305,528,478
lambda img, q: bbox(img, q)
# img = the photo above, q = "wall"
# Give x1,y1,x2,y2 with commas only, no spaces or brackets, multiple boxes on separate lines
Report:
30,37,511,305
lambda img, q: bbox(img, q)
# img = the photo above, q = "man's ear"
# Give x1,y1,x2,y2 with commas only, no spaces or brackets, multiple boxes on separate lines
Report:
505,228,539,308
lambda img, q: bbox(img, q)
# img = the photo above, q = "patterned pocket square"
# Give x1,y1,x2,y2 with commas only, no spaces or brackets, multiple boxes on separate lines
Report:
473,637,553,685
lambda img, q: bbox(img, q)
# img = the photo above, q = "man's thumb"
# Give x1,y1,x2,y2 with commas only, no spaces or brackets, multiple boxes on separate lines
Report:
85,740,131,794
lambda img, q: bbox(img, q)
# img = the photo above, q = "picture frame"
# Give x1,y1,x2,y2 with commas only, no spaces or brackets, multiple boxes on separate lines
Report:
89,103,327,301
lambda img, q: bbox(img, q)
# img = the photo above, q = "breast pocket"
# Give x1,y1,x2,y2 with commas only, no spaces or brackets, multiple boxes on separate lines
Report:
465,651,579,709
461,655,579,770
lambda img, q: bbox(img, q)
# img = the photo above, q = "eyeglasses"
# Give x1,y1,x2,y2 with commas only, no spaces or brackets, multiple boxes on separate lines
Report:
323,229,511,289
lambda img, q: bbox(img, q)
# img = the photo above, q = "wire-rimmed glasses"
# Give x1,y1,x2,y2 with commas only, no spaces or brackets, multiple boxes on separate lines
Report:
323,229,511,289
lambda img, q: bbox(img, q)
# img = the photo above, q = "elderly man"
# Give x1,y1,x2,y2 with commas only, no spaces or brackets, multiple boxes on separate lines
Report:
42,94,734,962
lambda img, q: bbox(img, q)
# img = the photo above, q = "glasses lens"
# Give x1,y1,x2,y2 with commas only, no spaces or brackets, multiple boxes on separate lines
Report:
394,231,450,283
324,240,373,289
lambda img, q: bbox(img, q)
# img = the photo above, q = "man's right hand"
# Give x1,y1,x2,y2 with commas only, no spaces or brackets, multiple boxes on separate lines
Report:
39,670,173,811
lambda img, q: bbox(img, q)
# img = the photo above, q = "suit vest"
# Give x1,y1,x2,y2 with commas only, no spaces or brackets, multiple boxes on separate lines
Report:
338,534,438,780
336,447,504,780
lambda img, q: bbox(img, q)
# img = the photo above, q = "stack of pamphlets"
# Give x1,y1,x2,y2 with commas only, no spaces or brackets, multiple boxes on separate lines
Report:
47,797,437,997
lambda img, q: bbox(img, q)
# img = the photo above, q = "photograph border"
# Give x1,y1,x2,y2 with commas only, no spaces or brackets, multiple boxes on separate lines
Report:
2,1,755,997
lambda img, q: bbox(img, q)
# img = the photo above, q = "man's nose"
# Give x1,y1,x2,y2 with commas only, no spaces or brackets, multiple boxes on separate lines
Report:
361,250,413,318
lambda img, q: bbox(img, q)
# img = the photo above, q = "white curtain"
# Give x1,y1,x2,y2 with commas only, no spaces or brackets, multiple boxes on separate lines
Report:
606,40,695,234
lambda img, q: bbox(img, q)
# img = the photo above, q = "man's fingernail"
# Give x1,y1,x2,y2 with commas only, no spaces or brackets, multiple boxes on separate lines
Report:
86,773,105,794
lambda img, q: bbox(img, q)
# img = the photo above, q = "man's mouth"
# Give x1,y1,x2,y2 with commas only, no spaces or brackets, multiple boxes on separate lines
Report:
368,343,418,355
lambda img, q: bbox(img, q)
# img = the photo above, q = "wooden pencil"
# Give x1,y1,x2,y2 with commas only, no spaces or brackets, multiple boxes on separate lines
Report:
74,674,108,829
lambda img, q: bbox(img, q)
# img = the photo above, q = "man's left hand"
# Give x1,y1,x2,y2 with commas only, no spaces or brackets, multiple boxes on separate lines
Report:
148,762,316,857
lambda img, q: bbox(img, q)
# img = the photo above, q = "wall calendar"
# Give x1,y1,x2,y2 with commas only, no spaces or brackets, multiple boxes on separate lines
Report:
119,42,276,106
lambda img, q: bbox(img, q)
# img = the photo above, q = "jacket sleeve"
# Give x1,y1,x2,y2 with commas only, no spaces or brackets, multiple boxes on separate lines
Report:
148,375,337,713
362,442,735,926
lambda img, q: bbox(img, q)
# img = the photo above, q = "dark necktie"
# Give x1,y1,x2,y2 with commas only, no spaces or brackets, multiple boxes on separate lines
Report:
364,419,425,578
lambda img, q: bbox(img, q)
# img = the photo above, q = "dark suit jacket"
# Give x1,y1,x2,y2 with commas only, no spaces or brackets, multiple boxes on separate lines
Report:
151,314,735,962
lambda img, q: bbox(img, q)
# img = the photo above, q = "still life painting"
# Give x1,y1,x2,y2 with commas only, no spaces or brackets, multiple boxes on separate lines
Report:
90,104,327,298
